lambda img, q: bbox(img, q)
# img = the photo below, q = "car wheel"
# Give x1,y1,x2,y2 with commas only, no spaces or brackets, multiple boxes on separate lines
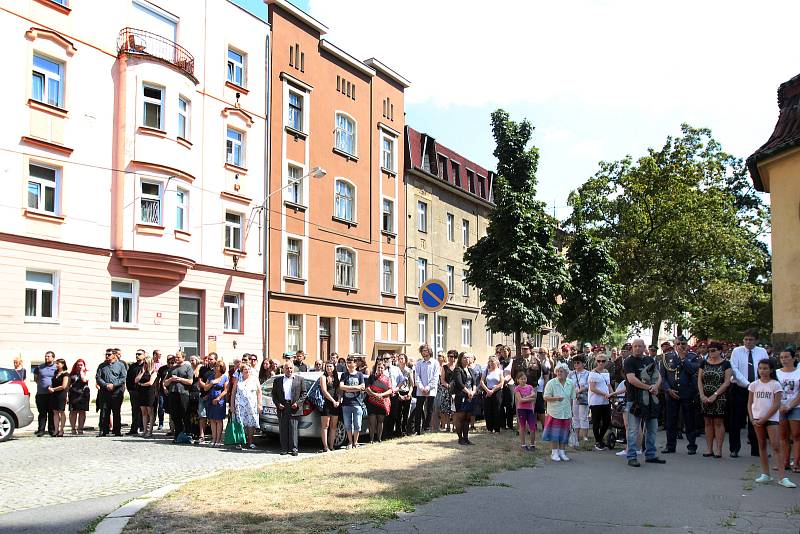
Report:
0,410,15,442
333,419,347,449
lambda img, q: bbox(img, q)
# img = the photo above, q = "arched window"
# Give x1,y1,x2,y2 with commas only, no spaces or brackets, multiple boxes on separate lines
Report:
334,179,355,222
334,112,355,155
335,247,356,288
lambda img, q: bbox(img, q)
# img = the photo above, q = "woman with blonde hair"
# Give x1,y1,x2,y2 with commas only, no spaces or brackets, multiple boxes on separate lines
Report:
136,354,157,437
480,355,505,433
13,356,26,381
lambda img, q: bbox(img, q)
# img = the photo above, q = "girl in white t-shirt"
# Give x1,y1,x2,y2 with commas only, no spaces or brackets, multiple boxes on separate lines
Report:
777,348,800,474
588,355,611,451
748,359,795,488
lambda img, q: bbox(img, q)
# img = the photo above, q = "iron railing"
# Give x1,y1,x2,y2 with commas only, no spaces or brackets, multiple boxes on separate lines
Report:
117,27,195,79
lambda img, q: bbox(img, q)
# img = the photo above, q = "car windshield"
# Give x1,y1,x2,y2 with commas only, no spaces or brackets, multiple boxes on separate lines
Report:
0,368,20,384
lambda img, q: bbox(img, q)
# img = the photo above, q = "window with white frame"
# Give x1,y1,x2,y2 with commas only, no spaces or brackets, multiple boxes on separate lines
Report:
334,113,355,155
32,54,63,108
227,48,245,87
177,96,190,139
25,270,56,320
27,163,59,214
225,212,242,250
486,327,493,347
462,219,470,246
381,198,394,234
287,314,302,353
223,293,241,332
382,259,394,294
462,269,469,297
446,213,454,242
350,319,363,354
142,84,163,129
226,128,244,167
461,319,472,346
140,181,161,225
287,165,303,205
175,188,188,231
335,247,355,288
436,316,447,352
417,201,428,232
418,313,428,345
334,179,355,222
447,265,455,294
110,279,135,325
288,92,303,131
416,258,427,288
286,238,302,278
382,136,394,172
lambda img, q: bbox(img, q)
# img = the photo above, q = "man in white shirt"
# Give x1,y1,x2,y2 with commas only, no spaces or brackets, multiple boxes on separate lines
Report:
412,344,440,435
727,329,769,457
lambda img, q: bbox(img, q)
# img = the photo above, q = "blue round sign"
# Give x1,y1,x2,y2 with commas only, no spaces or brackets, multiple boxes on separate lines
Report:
418,279,448,312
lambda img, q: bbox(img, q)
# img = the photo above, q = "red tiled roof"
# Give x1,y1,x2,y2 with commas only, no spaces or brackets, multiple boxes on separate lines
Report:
748,72,800,192
405,126,494,203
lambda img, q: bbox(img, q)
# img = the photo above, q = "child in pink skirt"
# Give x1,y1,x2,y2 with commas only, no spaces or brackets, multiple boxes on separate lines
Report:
515,371,538,451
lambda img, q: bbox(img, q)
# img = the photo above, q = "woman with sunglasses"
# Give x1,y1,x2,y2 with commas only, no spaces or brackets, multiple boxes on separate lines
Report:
588,352,612,450
697,342,732,458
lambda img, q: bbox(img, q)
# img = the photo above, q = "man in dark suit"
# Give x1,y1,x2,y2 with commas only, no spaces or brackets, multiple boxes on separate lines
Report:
271,362,308,456
660,336,701,455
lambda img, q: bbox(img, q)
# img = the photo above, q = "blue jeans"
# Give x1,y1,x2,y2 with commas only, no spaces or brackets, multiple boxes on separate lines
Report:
626,402,658,460
342,404,363,433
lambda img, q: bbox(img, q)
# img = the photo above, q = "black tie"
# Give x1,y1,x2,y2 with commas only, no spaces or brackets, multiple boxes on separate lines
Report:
747,349,755,383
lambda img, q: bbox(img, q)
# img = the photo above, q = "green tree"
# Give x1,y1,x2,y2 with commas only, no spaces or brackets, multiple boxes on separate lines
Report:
465,110,570,353
557,231,622,345
567,124,770,346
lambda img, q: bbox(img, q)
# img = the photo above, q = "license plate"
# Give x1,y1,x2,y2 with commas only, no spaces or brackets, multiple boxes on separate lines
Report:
264,406,277,416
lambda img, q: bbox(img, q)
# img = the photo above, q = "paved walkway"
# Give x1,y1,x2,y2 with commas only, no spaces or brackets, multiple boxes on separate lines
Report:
351,436,800,534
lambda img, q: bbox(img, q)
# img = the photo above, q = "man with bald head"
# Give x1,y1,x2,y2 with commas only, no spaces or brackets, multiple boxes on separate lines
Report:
623,339,665,467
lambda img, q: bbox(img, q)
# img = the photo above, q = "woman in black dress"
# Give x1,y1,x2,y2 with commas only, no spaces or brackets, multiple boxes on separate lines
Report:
697,342,732,458
48,358,69,437
319,361,341,452
136,355,157,438
68,359,90,434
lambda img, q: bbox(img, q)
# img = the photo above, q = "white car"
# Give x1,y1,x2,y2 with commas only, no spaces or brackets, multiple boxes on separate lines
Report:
0,368,34,441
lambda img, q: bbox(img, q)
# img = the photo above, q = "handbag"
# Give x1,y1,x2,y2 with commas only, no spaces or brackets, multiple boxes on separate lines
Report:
224,417,246,445
568,425,579,448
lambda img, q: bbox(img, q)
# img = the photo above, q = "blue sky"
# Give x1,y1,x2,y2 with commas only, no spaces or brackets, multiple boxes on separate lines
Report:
241,0,799,219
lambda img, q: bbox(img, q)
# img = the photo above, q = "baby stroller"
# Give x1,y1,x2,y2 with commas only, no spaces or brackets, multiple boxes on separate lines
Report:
605,394,626,449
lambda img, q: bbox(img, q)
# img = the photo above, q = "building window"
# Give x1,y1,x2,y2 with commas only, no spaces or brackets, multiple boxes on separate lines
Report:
110,279,135,325
446,213,454,242
468,173,475,193
32,54,63,108
223,294,241,332
478,176,486,198
451,162,460,185
382,137,394,172
462,270,469,297
418,313,428,344
287,314,302,353
334,179,355,222
287,165,303,205
226,128,244,167
175,188,188,231
381,198,394,234
335,247,355,288
436,316,447,352
27,163,59,214
227,48,245,87
447,265,455,294
334,113,355,155
417,201,428,233
465,170,474,191
382,259,394,294
350,319,363,354
462,219,470,246
416,258,427,288
177,96,190,139
140,181,161,225
25,270,55,320
286,238,302,278
288,92,303,131
461,319,472,346
486,327,493,347
142,84,163,129
225,212,242,250
437,154,448,181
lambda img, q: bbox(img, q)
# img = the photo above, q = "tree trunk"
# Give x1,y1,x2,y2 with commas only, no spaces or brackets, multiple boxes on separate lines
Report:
651,319,661,348
515,330,523,357
676,323,683,338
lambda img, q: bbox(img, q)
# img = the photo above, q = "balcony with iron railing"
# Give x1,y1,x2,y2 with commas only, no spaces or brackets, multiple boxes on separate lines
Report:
117,27,197,83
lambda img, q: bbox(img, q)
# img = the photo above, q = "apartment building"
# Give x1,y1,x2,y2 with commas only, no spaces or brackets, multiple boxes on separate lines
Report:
265,0,409,361
0,0,268,372
404,127,500,361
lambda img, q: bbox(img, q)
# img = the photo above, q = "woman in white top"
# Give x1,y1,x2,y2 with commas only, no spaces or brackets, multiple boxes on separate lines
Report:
480,356,505,433
588,352,612,450
777,347,800,473
569,355,590,443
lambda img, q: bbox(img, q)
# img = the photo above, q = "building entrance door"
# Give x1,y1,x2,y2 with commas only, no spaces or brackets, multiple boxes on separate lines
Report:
319,318,331,361
178,296,201,356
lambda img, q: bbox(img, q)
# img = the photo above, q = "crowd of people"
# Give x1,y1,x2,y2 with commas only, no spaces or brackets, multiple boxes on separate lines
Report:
23,327,798,489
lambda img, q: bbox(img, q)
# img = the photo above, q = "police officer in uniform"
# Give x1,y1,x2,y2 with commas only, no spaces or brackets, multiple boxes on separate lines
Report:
660,335,700,454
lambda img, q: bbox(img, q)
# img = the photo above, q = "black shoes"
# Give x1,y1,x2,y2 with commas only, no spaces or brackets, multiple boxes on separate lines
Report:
687,449,697,456
660,448,676,454
645,457,666,464
730,451,739,458
291,450,299,456
628,459,641,467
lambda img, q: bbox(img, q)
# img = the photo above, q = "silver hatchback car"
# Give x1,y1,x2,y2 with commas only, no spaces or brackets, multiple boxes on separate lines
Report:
259,371,368,449
0,368,34,441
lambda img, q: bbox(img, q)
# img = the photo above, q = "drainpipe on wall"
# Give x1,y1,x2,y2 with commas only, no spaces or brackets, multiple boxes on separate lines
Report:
263,31,272,359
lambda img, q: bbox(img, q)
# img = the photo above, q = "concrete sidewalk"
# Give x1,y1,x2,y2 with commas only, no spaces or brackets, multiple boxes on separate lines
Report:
350,434,800,534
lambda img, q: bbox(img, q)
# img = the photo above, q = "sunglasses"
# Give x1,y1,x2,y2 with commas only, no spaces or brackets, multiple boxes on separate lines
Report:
596,359,607,363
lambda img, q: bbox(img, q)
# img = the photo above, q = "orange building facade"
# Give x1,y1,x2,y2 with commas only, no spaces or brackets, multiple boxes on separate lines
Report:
265,1,409,362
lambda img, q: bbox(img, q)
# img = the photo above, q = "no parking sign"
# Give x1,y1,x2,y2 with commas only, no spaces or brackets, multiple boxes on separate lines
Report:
418,279,448,313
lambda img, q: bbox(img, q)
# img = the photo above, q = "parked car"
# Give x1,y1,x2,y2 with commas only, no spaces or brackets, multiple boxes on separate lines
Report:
0,368,34,441
259,371,368,448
